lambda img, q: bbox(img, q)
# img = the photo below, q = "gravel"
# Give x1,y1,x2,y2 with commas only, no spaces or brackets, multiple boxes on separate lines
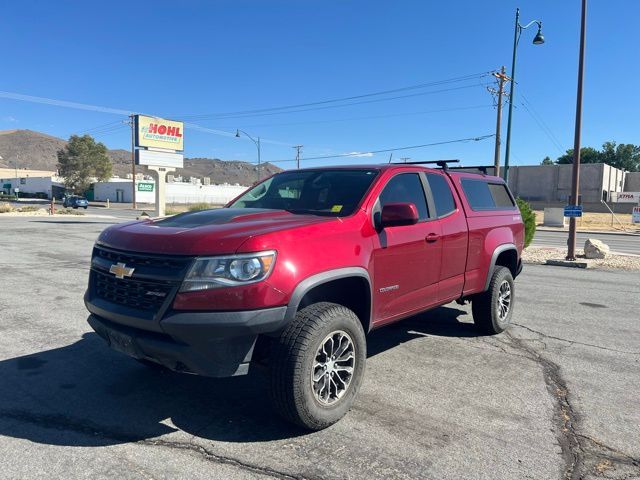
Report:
522,246,640,270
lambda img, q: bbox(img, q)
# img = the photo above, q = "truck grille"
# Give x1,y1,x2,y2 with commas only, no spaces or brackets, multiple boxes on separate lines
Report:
95,246,188,271
94,271,173,311
90,245,192,315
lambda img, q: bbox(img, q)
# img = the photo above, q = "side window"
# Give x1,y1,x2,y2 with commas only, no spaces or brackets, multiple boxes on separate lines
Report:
488,183,516,208
379,173,429,221
426,173,456,217
461,179,516,210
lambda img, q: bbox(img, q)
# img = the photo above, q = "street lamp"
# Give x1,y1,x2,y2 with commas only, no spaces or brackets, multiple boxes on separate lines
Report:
503,8,545,183
235,129,261,181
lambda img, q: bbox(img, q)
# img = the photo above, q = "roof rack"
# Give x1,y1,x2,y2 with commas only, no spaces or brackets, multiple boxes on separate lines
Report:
447,165,495,175
391,159,460,171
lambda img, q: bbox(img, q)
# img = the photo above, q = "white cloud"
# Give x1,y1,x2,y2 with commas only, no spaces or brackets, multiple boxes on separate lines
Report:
345,151,374,157
2,116,18,123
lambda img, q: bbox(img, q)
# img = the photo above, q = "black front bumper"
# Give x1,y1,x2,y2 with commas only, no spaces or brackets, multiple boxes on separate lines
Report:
87,306,288,377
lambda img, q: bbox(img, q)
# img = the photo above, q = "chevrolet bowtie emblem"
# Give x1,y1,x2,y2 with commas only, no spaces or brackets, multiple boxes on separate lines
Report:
109,262,135,279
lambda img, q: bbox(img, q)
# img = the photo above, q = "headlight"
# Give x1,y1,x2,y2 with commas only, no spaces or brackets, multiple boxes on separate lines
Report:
180,251,276,292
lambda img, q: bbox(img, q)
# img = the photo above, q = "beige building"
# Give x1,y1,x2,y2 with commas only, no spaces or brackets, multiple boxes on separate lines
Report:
0,168,56,179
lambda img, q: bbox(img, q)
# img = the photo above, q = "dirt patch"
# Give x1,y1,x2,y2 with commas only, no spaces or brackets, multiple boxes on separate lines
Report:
534,210,640,233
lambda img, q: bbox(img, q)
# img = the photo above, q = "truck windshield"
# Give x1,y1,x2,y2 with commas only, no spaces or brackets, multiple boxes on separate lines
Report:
228,169,379,216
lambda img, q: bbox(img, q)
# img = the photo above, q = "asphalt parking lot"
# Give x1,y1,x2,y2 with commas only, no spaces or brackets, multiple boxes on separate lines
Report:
1,215,638,480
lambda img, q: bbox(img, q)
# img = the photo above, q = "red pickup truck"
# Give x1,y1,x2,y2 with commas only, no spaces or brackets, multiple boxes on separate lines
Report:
86,163,524,430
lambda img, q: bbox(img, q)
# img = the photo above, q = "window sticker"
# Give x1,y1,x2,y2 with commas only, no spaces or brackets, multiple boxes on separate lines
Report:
330,205,343,213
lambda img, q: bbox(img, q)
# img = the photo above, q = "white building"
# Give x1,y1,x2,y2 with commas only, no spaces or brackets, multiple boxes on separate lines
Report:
92,178,247,205
0,175,65,198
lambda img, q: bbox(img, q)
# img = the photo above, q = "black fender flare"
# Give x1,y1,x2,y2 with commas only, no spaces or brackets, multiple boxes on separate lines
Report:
483,243,518,291
284,267,372,327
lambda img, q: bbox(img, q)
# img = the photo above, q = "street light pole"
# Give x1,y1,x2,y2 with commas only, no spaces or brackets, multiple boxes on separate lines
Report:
567,0,588,261
236,129,261,181
503,8,545,184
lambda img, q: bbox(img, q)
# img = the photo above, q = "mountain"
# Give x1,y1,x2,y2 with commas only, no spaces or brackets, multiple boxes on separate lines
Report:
0,129,282,185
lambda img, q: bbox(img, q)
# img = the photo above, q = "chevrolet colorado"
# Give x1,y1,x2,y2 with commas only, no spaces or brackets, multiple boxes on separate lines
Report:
85,163,524,430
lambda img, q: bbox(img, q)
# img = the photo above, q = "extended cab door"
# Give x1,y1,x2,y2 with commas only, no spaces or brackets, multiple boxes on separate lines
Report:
371,172,443,325
425,172,469,302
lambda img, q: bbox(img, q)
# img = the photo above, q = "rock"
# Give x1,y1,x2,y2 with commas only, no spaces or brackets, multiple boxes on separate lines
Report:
584,238,610,259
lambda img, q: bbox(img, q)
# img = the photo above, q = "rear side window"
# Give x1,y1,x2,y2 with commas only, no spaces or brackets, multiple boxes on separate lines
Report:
426,173,456,217
379,173,429,221
461,179,515,210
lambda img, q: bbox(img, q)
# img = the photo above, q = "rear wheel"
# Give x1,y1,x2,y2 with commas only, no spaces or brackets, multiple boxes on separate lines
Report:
269,302,366,430
472,266,514,334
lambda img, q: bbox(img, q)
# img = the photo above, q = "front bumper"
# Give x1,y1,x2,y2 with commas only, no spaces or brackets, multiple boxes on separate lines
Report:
87,306,288,377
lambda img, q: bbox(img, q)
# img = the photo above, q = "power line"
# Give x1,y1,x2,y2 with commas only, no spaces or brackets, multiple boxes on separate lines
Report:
265,134,495,164
178,71,493,120
0,90,292,146
519,93,565,153
184,83,489,121
211,104,493,129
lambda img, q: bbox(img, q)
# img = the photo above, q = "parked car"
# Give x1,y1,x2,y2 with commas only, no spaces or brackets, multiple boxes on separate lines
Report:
85,163,524,430
63,196,89,209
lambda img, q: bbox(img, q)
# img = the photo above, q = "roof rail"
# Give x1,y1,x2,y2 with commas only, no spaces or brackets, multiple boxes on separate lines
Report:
391,159,460,171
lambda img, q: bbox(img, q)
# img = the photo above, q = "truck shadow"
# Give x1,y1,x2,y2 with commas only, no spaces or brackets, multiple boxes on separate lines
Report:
0,306,477,447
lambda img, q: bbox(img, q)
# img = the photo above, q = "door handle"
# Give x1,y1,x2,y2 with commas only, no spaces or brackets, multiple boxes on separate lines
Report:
426,233,440,243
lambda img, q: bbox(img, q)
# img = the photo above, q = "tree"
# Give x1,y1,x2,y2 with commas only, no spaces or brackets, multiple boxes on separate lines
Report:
516,198,536,248
554,141,640,171
556,147,601,165
600,141,640,172
57,135,112,193
540,156,554,165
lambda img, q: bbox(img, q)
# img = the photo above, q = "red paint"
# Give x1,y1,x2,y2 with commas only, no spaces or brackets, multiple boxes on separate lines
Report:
97,165,523,325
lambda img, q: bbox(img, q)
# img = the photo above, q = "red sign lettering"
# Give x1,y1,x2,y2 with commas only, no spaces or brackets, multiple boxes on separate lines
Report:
146,123,182,138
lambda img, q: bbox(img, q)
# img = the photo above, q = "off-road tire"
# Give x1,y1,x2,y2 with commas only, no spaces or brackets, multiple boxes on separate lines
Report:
472,266,514,334
269,302,366,430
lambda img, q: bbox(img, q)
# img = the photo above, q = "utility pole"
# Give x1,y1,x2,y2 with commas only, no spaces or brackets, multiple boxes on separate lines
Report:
400,157,411,163
14,153,19,197
129,114,137,209
293,145,303,169
491,66,508,177
567,0,588,260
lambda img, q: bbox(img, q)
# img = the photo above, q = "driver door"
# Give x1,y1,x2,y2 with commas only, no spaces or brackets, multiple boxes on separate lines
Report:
371,173,442,326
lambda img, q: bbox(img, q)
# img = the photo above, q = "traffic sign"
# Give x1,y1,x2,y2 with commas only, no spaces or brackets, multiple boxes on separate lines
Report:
564,205,583,218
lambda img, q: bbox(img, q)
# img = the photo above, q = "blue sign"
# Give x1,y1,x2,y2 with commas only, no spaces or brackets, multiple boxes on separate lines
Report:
564,205,583,218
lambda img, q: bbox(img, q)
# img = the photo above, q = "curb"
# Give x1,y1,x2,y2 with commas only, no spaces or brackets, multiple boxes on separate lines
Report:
536,227,640,237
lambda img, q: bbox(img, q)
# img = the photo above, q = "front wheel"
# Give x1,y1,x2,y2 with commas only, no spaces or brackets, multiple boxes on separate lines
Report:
472,266,514,334
269,302,366,430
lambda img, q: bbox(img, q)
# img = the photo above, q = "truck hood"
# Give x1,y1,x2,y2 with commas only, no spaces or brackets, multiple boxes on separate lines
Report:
97,208,335,255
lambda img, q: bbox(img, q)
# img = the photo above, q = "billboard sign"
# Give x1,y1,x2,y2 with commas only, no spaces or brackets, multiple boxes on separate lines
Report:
136,149,184,169
135,114,184,151
611,192,640,203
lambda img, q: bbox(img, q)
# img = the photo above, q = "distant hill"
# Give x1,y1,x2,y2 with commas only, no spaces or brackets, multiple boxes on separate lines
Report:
0,129,281,186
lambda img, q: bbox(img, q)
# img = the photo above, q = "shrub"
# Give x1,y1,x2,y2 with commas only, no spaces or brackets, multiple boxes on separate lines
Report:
0,202,14,213
17,206,41,213
188,202,216,212
57,208,85,216
516,198,536,248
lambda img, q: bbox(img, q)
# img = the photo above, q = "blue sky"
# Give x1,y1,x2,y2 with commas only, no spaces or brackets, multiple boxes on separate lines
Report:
1,1,638,169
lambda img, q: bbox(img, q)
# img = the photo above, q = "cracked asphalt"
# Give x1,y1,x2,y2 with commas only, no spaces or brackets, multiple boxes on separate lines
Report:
1,215,639,480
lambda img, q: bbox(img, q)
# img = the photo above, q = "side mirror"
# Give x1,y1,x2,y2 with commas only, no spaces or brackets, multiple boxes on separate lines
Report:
380,203,419,228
